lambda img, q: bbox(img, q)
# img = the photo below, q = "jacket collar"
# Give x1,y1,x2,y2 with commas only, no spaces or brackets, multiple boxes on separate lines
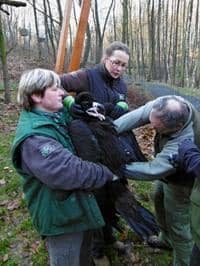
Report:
96,64,120,87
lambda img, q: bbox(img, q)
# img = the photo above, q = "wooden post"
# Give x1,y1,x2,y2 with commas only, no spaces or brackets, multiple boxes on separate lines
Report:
55,0,73,74
68,0,91,72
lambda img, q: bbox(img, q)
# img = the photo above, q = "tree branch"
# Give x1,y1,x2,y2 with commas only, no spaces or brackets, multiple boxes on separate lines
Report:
0,1,26,7
0,6,10,14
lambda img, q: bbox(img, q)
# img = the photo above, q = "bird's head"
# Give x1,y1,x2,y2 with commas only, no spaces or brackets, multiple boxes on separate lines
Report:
75,92,106,120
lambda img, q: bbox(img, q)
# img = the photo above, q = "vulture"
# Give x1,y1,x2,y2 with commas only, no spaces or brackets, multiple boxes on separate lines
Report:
68,92,159,241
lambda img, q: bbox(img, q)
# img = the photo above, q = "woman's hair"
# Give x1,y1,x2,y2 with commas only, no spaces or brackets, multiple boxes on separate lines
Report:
17,68,60,111
103,41,130,58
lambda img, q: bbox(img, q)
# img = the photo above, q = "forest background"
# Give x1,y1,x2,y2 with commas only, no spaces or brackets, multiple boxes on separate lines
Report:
0,0,200,104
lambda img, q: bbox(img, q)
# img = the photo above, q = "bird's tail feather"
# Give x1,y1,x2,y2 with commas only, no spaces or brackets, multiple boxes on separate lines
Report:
116,199,159,241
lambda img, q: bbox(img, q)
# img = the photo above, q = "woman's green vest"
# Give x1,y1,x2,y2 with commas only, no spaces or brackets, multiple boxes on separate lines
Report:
11,109,104,236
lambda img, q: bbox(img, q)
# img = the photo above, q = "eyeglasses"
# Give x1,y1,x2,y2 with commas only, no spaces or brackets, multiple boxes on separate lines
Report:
107,58,128,69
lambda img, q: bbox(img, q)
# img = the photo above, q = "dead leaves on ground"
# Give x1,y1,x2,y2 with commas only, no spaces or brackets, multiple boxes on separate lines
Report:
0,103,20,133
0,198,20,211
134,125,155,159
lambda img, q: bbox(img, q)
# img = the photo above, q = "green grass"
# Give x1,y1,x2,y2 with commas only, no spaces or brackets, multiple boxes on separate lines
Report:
0,81,18,91
176,86,200,99
148,81,200,99
0,91,48,265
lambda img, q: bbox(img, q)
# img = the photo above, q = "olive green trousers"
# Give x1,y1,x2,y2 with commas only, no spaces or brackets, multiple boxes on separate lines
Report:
152,181,193,266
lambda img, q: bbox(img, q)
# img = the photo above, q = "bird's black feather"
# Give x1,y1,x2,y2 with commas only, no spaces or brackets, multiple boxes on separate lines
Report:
68,92,159,240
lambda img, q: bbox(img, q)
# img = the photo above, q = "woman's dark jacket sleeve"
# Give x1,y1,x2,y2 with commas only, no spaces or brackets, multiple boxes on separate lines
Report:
60,70,89,93
20,135,113,190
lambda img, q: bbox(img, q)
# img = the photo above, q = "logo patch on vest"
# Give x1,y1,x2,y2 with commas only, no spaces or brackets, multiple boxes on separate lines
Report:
39,144,56,157
118,93,125,100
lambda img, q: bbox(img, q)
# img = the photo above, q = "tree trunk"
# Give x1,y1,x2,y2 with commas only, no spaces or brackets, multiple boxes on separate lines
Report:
193,0,199,88
0,14,10,103
122,0,128,44
139,0,145,79
163,0,169,82
81,24,91,67
147,0,156,80
157,0,161,81
56,0,63,26
172,0,180,85
185,0,193,87
112,0,117,41
32,0,42,59
180,0,187,87
93,0,114,63
46,0,56,62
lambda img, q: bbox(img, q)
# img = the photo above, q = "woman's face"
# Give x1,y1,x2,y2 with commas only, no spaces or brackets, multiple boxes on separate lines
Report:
104,50,129,79
31,84,65,112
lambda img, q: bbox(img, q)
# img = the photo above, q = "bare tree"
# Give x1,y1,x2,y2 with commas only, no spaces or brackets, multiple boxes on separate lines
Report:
4,7,18,48
1,0,200,91
147,0,156,80
0,0,26,104
41,0,48,54
46,0,57,61
112,0,117,41
185,0,194,87
92,0,114,63
138,0,146,79
122,0,128,44
180,0,187,87
192,0,199,88
162,0,170,82
157,0,162,81
172,0,180,85
128,0,134,76
56,0,63,27
32,0,42,59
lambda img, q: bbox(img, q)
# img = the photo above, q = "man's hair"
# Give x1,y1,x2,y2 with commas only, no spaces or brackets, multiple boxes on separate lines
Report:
152,95,190,129
103,41,130,58
17,68,61,111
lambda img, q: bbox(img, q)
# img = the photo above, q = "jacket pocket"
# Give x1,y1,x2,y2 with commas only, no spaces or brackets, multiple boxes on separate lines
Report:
52,192,84,226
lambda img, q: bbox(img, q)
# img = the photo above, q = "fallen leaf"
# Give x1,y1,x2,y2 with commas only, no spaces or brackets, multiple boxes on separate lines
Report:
7,199,20,211
31,241,40,253
0,199,9,206
3,254,9,262
0,179,6,185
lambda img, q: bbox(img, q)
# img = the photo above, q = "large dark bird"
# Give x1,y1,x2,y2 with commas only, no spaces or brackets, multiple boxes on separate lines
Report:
68,92,159,240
